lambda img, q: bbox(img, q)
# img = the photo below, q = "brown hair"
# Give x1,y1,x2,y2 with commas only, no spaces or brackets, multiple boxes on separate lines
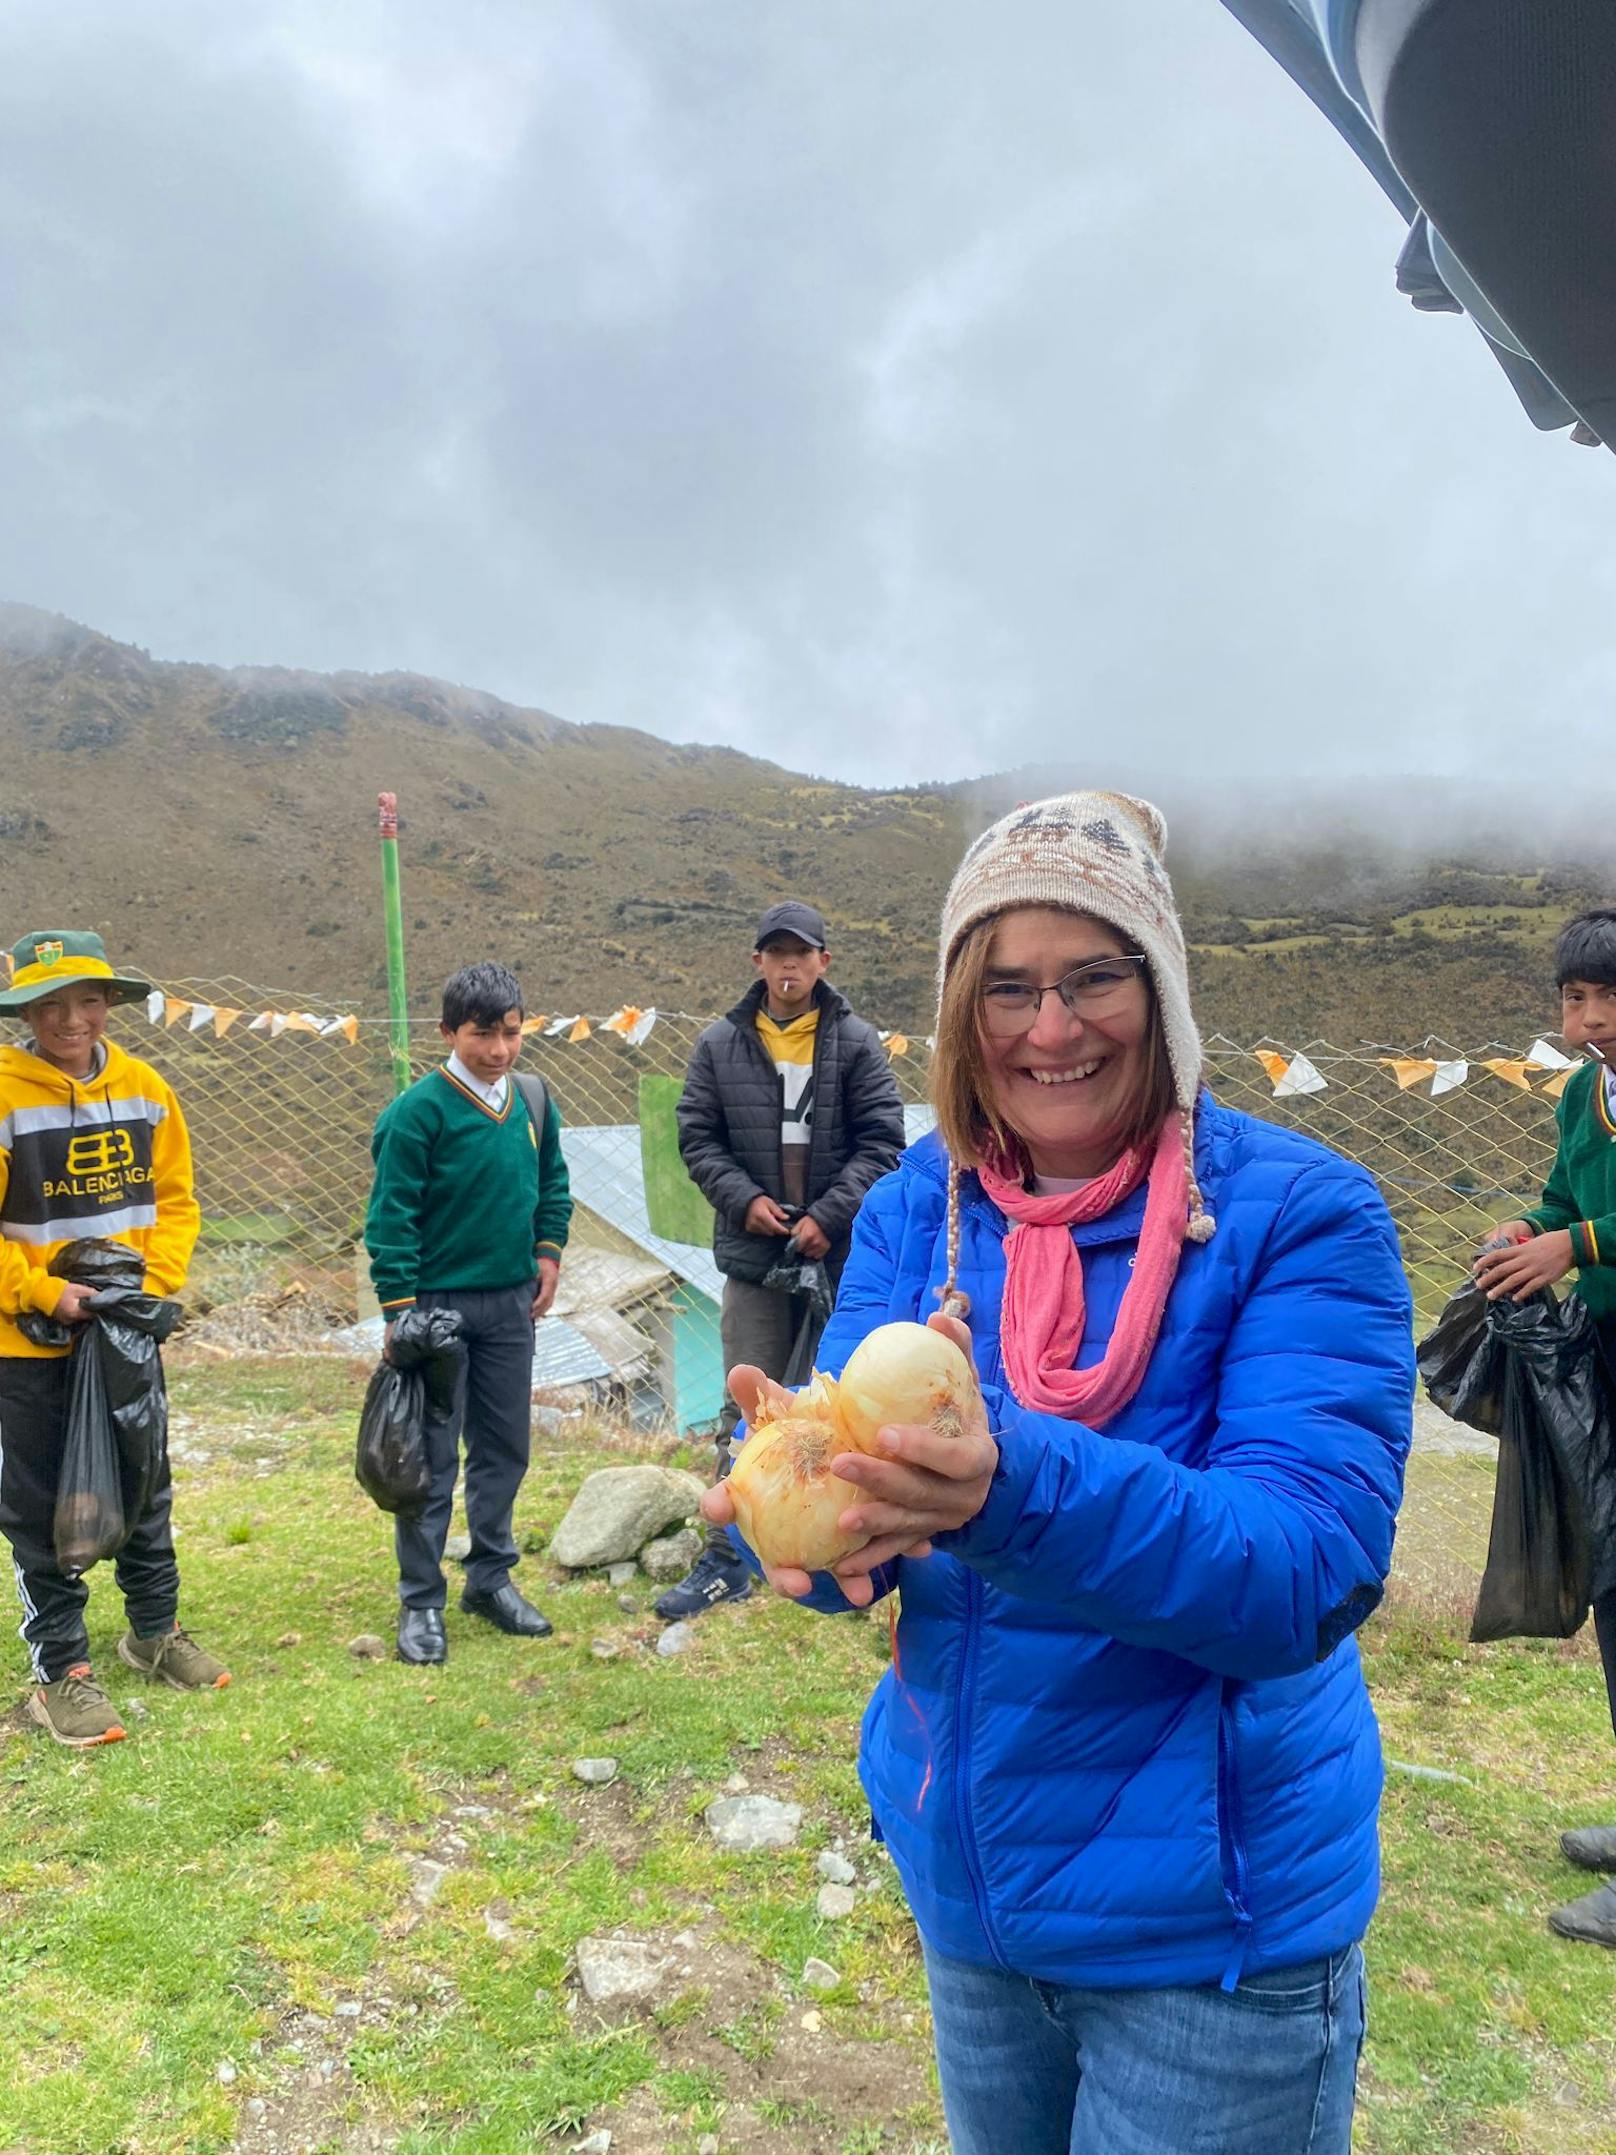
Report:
929,912,1178,1176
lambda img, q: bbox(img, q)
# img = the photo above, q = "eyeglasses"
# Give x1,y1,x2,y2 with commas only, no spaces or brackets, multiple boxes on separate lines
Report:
978,954,1148,1035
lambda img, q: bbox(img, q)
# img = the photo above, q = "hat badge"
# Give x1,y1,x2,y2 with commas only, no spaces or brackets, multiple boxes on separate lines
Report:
35,940,64,968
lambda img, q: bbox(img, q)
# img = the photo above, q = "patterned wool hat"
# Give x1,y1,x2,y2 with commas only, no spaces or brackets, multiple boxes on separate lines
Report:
938,789,1214,1246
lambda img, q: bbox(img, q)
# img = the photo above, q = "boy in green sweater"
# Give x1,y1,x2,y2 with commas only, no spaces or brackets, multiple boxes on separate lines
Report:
1477,908,1616,1948
366,963,572,1665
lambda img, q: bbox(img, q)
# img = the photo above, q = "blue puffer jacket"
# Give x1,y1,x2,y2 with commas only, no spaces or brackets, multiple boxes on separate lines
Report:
742,1095,1414,1990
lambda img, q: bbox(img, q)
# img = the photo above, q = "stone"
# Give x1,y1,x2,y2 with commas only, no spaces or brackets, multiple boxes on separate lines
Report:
408,1857,449,1908
120,1697,151,1721
724,1772,749,1794
453,1804,494,1820
575,1935,675,2005
484,1899,515,1944
706,1795,803,1851
802,1957,841,1992
656,1622,694,1658
334,2001,362,2018
572,1757,620,1786
637,1526,702,1583
697,2138,719,2155
445,1531,473,1562
576,2134,613,2155
816,1884,856,1920
616,1594,638,1615
549,1465,705,1569
216,2060,237,2086
590,1639,621,1662
816,1851,856,1886
347,1634,387,1661
607,1562,637,1586
245,2097,266,2118
799,2009,823,2033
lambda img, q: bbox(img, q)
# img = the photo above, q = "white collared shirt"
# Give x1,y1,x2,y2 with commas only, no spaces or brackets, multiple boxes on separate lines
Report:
446,1052,509,1111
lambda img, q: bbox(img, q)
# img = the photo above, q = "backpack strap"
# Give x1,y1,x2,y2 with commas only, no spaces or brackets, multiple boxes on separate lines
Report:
511,1069,551,1141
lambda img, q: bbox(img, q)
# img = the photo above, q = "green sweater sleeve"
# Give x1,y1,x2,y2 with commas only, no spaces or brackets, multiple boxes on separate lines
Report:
533,1094,573,1263
1524,1118,1580,1237
366,1091,434,1310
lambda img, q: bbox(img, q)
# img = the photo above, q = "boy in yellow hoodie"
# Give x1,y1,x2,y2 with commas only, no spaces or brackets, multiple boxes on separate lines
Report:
0,931,228,1747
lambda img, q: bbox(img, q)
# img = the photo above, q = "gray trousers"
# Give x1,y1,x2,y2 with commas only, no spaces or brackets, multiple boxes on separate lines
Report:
395,1282,535,1610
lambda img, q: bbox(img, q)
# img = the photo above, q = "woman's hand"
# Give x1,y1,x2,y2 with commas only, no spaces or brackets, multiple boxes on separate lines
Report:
1474,1227,1574,1301
825,1314,998,1608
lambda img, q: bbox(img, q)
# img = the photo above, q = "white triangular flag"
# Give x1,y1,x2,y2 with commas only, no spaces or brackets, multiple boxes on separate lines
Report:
1431,1060,1469,1096
248,1012,272,1033
545,1015,578,1036
1274,1052,1327,1097
626,1007,657,1046
270,1013,289,1040
187,1003,215,1033
145,989,166,1024
1526,1037,1574,1070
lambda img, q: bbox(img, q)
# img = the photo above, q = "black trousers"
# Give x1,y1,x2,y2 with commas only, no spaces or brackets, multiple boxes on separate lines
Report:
395,1283,535,1611
0,1353,180,1684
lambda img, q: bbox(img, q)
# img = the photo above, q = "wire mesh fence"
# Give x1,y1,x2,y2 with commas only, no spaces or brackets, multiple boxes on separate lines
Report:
98,982,1581,1620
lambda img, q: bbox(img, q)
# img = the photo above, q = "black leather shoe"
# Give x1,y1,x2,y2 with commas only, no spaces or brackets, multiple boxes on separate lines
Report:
461,1583,552,1638
397,1607,447,1664
1561,1825,1616,1874
1549,1880,1616,1948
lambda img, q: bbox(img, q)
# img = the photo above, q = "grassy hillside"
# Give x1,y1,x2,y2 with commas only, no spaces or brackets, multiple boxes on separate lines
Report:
0,603,1609,1043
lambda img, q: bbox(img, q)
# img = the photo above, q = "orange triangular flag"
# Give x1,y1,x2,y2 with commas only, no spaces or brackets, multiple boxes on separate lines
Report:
1482,1058,1534,1092
567,1017,592,1043
1541,1066,1577,1100
163,998,193,1029
520,1016,547,1036
603,1004,643,1038
338,1015,359,1045
281,1013,319,1036
1381,1057,1438,1091
213,1007,243,1038
885,1034,910,1059
1254,1049,1290,1088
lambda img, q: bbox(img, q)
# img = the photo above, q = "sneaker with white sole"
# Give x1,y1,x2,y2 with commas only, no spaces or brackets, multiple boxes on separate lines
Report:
653,1546,754,1621
27,1663,127,1748
119,1625,231,1691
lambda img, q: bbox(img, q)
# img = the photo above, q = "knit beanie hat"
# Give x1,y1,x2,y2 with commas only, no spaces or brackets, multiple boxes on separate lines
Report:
937,789,1215,1251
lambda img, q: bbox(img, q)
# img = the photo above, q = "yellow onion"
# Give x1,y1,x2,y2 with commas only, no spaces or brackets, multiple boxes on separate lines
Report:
826,1320,982,1451
725,1405,868,1574
726,1325,981,1574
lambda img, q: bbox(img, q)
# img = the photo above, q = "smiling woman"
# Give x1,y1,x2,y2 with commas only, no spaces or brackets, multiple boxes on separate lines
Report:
706,788,1416,2155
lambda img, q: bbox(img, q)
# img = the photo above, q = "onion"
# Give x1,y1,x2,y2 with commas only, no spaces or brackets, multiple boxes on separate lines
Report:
726,1323,981,1575
828,1320,982,1451
725,1410,867,1574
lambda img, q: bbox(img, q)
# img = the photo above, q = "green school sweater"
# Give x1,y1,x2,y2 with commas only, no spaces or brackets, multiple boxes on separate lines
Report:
1525,1060,1616,1320
366,1067,573,1312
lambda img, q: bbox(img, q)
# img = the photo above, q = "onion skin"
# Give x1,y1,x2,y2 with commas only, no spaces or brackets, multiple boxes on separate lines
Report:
830,1321,982,1452
726,1413,867,1573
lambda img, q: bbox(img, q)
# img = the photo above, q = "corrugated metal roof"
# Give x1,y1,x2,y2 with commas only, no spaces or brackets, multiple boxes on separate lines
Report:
559,1108,935,1304
531,1313,616,1388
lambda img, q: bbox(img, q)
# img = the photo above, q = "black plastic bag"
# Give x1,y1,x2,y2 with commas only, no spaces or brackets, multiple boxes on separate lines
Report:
1418,1283,1616,1640
758,1251,834,1386
355,1306,465,1516
20,1239,184,1578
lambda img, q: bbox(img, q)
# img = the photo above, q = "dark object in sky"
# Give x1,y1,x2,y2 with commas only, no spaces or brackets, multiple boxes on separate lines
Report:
1223,0,1616,447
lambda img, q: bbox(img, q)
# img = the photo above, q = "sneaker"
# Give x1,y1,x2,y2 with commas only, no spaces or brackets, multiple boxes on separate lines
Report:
119,1625,231,1691
27,1664,126,1748
653,1546,754,1622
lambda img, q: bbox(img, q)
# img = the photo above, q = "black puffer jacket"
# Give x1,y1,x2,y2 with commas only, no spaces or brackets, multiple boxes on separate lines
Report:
677,980,906,1284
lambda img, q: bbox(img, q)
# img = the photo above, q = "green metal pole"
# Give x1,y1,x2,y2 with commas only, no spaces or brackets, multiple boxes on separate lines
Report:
378,792,411,1095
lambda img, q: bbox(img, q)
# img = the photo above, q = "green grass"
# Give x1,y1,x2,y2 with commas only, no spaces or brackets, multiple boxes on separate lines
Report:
0,1357,1611,2152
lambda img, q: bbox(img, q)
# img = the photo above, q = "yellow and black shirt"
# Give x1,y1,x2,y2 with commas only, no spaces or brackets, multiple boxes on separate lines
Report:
0,1038,200,1358
755,1005,819,1211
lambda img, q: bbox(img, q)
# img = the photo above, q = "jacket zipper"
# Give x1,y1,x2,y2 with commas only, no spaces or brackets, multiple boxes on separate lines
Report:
1216,1686,1253,1990
950,1569,1008,1966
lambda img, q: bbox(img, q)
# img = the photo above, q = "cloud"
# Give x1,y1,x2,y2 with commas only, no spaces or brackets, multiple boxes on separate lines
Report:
0,0,1610,794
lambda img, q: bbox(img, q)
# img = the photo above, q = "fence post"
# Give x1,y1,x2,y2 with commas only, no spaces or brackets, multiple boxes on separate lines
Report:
378,792,411,1097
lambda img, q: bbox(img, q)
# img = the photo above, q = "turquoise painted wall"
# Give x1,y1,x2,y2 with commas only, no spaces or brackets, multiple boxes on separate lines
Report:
669,1285,725,1431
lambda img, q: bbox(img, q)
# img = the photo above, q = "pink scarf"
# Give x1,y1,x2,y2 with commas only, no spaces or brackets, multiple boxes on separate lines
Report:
977,1116,1188,1426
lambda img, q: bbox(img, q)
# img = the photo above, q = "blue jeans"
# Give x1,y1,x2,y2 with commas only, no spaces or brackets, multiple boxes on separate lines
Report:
922,1939,1366,2155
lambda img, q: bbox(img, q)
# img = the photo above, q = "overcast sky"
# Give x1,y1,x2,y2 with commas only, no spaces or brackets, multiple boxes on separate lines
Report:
2,0,1612,792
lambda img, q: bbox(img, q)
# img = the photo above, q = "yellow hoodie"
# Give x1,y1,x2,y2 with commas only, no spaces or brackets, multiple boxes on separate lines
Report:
0,1038,200,1358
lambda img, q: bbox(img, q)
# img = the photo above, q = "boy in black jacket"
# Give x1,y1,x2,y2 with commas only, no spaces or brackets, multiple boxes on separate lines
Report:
659,902,905,1620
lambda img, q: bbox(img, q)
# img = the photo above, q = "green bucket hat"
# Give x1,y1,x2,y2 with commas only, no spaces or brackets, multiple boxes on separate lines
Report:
0,930,154,1011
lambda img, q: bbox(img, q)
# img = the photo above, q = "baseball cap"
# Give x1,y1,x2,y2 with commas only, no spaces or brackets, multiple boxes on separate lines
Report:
753,901,828,951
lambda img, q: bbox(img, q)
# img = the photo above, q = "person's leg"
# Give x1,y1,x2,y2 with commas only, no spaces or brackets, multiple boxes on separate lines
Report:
655,1278,797,1618
1067,1945,1366,2155
112,1378,230,1690
394,1293,467,1613
460,1284,537,1601
919,1941,1081,2155
0,1357,91,1680
1,1356,126,1746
